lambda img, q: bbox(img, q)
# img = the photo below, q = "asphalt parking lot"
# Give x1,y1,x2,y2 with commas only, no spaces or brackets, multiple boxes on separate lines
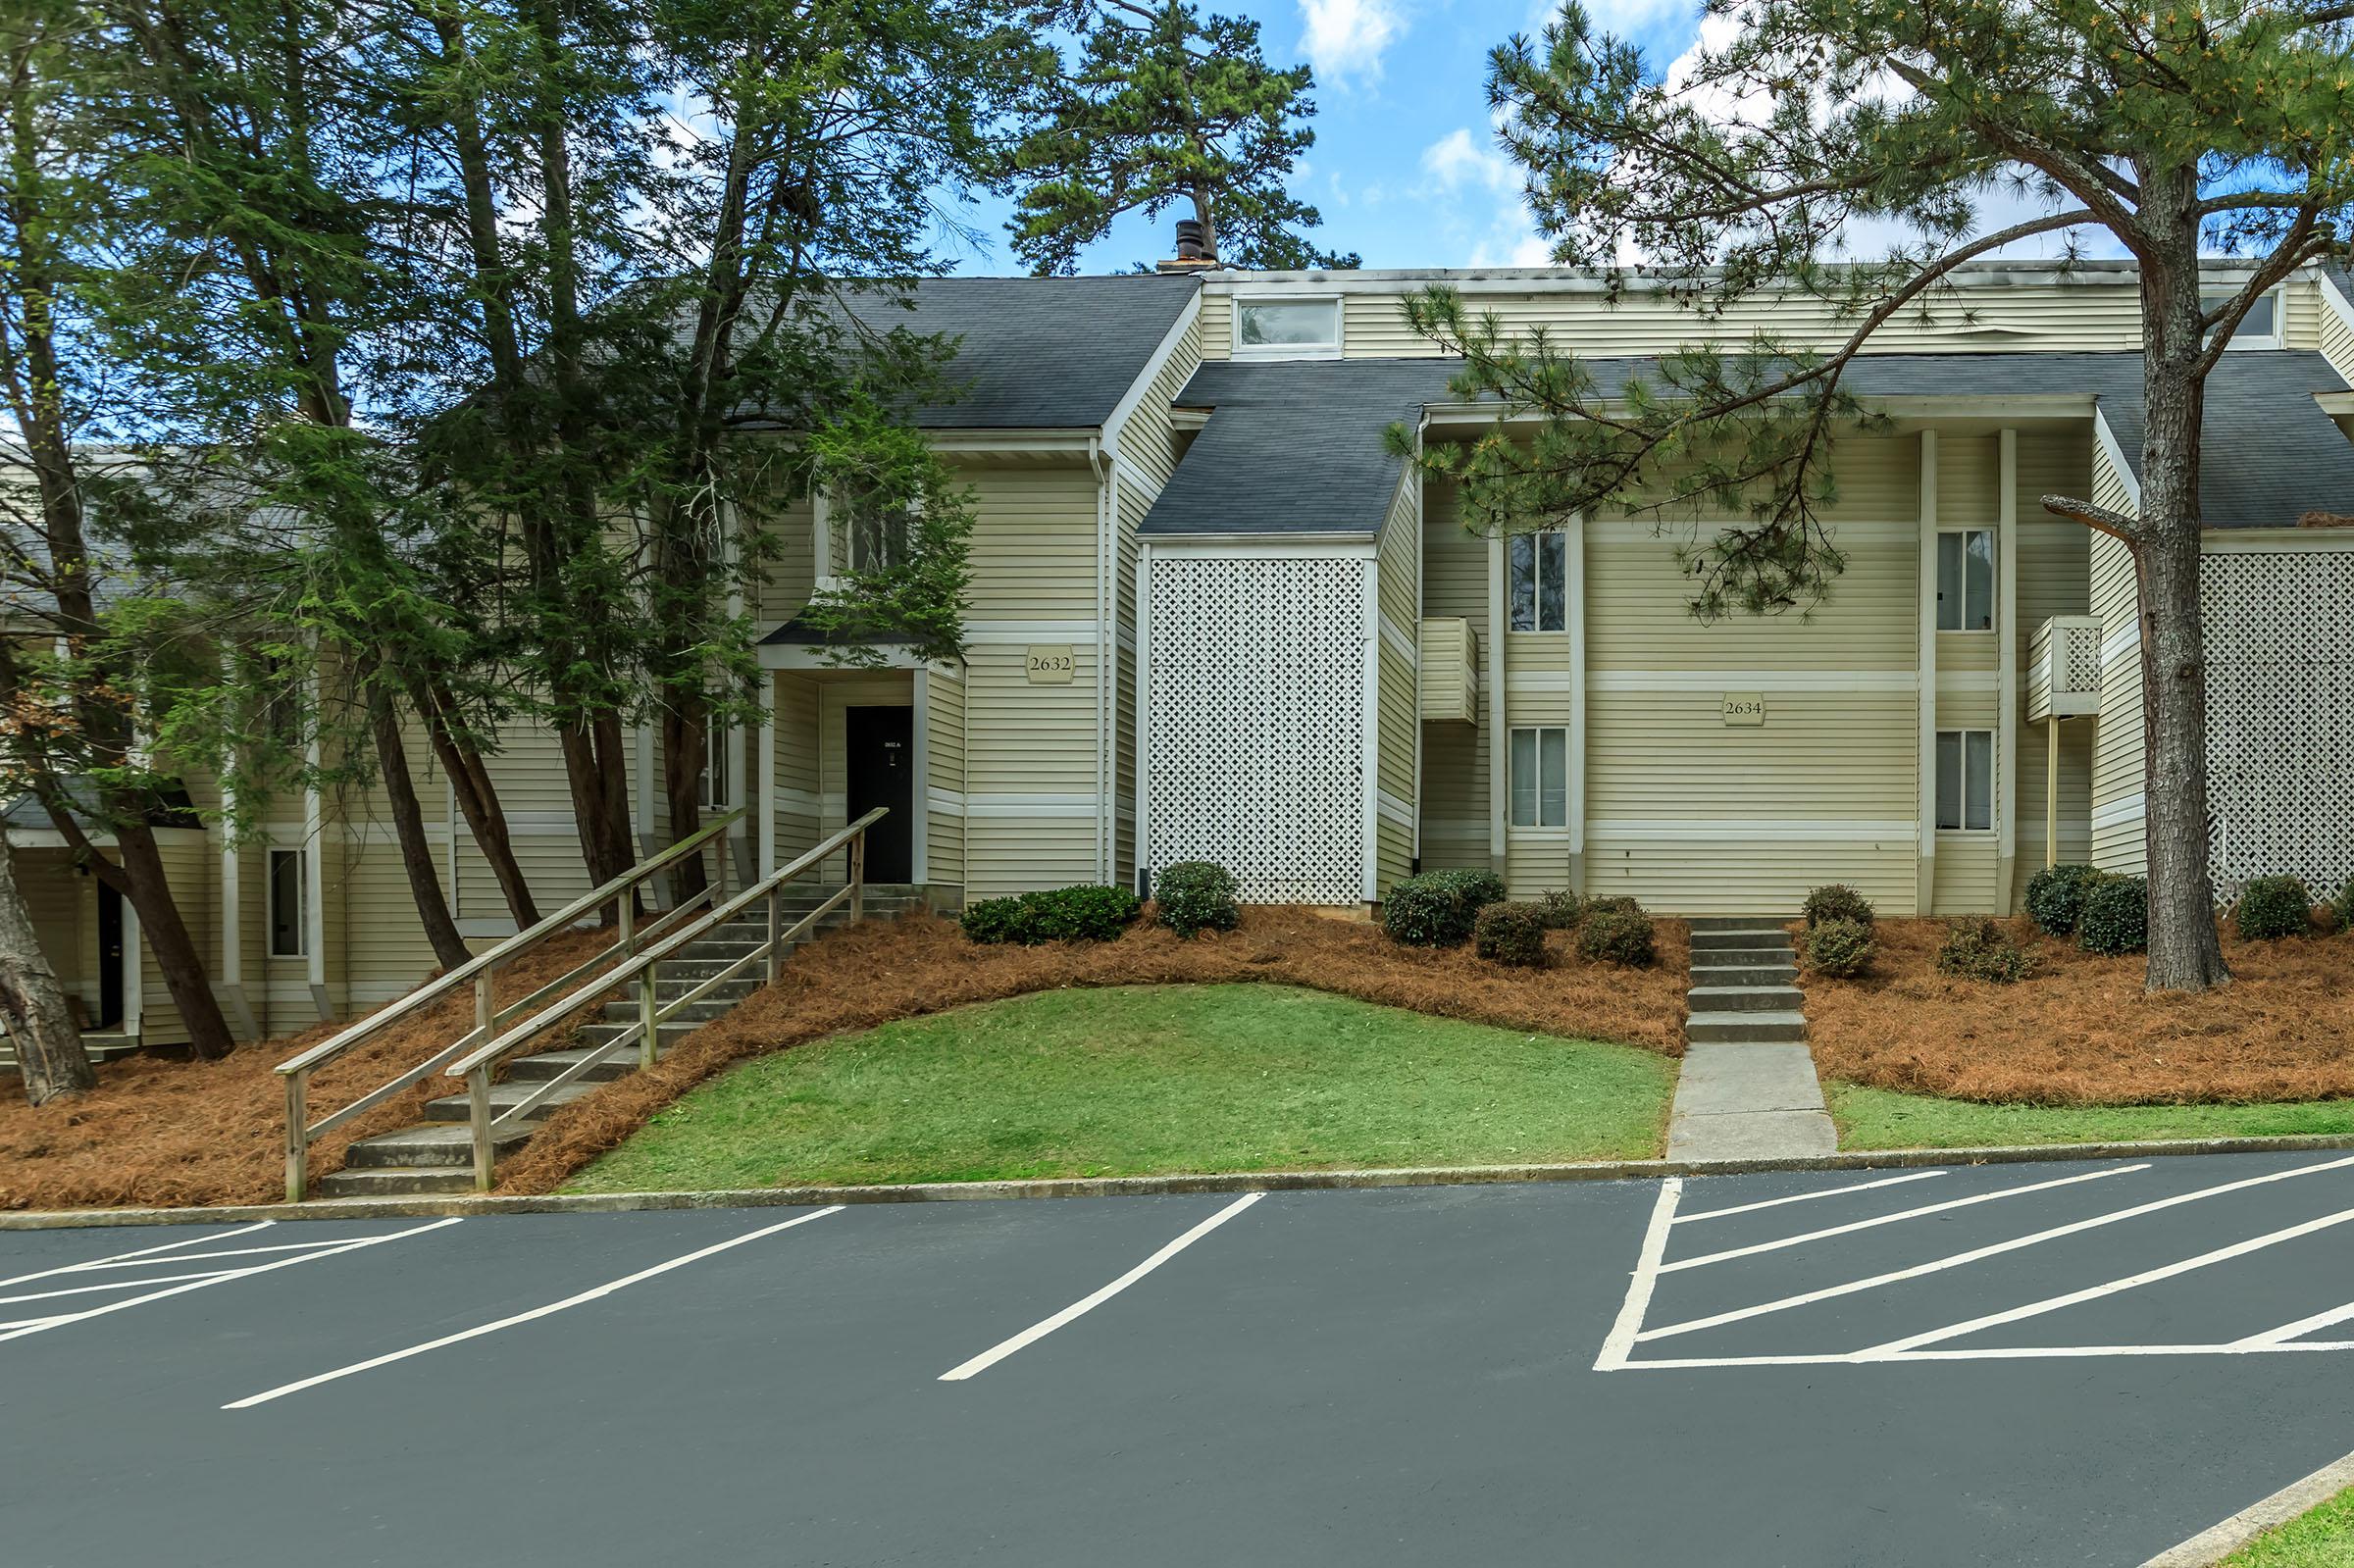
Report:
9,1150,2354,1566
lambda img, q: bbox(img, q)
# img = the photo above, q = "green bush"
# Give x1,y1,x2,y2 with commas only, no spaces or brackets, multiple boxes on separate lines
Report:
1473,902,1551,967
1803,884,1875,928
1801,917,1876,979
1578,906,1656,967
2024,862,2102,936
959,885,1139,944
1153,861,1241,937
1583,894,1643,918
1537,889,1583,930
958,895,1028,944
2078,876,2149,956
1936,918,2033,984
2234,875,2314,941
2336,877,2354,935
1382,868,1507,947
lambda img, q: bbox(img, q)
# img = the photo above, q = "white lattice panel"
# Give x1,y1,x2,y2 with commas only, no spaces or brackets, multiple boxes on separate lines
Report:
2202,551,2354,900
1147,554,1369,904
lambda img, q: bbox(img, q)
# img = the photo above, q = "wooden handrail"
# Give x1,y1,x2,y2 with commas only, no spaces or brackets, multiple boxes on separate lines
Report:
277,808,744,1200
448,809,888,1190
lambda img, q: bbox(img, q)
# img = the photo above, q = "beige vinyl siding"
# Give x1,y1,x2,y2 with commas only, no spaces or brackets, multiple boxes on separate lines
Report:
754,495,816,623
2088,526,2146,874
16,853,84,1022
334,835,445,1004
1375,474,1420,893
2281,273,2324,351
1416,481,1491,869
130,835,215,1046
1931,840,1999,913
1581,434,1922,913
771,672,823,865
923,668,966,890
2319,278,2354,383
960,459,1106,895
1197,292,1231,360
1112,317,1200,884
2012,431,2097,878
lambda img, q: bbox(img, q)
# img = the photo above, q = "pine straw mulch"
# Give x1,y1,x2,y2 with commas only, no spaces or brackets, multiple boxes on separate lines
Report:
0,930,621,1211
1806,916,2354,1105
491,906,1691,1194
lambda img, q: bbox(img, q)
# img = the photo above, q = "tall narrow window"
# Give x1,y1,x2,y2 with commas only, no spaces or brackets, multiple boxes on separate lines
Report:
1936,529,1995,632
1934,730,1994,831
268,849,308,957
1510,727,1569,828
847,505,908,573
1509,531,1568,632
702,725,733,810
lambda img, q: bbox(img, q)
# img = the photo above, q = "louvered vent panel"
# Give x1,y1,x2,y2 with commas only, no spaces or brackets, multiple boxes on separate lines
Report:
1147,555,1367,904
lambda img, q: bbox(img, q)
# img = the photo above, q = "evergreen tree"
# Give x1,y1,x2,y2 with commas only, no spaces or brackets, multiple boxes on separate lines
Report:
1002,0,1357,273
1395,0,2354,992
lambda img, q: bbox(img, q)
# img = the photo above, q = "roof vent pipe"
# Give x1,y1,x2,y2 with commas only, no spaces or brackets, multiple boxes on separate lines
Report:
1174,218,1207,261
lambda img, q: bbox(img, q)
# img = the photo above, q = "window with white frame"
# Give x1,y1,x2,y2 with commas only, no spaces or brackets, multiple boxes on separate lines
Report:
1936,528,1995,632
2202,285,2282,350
1935,730,1994,832
1510,727,1569,828
268,848,308,957
1509,531,1568,632
1233,298,1340,358
702,724,734,810
846,502,909,573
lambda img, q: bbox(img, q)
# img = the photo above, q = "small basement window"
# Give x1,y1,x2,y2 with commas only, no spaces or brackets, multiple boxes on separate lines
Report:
1935,730,1994,832
1510,727,1568,828
1936,528,1995,632
1509,531,1568,632
268,848,308,957
1234,298,1340,358
2203,285,2282,350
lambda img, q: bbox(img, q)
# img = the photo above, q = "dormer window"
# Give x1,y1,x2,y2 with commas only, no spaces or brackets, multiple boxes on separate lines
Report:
1234,297,1340,359
2204,285,2282,350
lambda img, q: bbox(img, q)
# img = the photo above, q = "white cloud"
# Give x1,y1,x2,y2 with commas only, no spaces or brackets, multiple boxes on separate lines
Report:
1416,126,1556,269
1421,126,1518,196
1298,0,1404,85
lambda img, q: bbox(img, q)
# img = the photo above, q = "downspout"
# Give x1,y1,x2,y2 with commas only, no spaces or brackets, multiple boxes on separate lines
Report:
1088,433,1114,885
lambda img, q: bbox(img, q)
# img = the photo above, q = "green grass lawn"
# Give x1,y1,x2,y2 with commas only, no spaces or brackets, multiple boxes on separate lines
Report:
1829,1082,2354,1150
567,983,1674,1191
2221,1485,2354,1567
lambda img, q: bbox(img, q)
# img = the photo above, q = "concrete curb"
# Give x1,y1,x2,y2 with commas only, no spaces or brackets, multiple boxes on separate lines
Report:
10,1131,2354,1230
2141,1444,2354,1566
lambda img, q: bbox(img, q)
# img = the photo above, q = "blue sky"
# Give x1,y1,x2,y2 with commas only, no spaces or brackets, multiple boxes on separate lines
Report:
947,0,1709,276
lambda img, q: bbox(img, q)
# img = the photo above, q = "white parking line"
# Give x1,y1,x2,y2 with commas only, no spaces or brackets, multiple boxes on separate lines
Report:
1674,1170,1946,1223
225,1206,844,1410
0,1221,277,1291
1859,1201,2354,1358
0,1220,462,1344
1594,1180,1683,1372
1634,1151,2354,1345
2234,1295,2354,1348
1661,1164,2146,1273
940,1192,1264,1382
0,1270,245,1307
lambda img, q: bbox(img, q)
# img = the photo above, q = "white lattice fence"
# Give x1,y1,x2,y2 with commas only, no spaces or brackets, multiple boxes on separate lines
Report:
2202,550,2354,900
1146,554,1369,904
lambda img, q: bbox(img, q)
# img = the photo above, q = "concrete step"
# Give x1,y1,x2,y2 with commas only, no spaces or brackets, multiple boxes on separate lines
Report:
318,1165,479,1197
421,1080,595,1125
1686,1010,1809,1044
1684,985,1806,1015
1689,928,1795,952
504,1044,670,1085
341,1122,532,1169
599,995,746,1025
1691,961,1798,986
1689,916,1792,933
573,1021,704,1051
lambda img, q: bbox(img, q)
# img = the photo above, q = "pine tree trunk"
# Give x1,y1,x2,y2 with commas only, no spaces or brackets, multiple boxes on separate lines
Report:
112,820,237,1059
662,699,709,901
369,682,470,969
2133,194,2231,993
413,683,540,928
0,829,93,1105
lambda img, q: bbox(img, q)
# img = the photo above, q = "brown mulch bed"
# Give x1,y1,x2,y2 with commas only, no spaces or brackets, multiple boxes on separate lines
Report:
497,906,1690,1194
1806,916,2354,1104
0,930,619,1211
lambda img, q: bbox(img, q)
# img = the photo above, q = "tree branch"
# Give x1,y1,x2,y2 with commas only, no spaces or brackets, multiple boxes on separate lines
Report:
2041,491,2142,544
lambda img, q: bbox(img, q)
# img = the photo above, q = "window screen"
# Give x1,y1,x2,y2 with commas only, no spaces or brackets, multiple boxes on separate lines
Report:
1509,532,1568,632
1937,530,1994,632
1510,728,1568,827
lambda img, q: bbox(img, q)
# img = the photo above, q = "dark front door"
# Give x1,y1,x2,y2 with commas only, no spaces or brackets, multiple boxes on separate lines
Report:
96,882,125,1030
844,705,914,884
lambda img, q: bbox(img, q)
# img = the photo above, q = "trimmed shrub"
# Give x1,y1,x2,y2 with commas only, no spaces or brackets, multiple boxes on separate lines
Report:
1801,916,1877,979
1583,894,1643,918
1537,889,1583,930
959,885,1139,944
1154,861,1241,937
958,895,1029,945
1382,868,1507,947
1578,906,1656,967
1936,918,2034,984
1474,901,1550,967
2024,862,2102,936
1802,884,1875,929
2336,876,2354,935
2235,875,2314,941
2078,876,2149,956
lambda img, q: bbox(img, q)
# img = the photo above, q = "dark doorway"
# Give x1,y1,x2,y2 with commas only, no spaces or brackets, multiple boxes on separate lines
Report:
96,882,125,1030
844,705,914,885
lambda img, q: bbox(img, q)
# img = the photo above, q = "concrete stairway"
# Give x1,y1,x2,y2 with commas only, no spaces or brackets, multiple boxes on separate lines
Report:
1666,917,1837,1160
320,885,925,1197
0,1033,141,1075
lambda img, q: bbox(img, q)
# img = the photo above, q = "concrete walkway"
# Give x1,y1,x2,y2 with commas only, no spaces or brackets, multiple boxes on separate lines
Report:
1665,918,1838,1159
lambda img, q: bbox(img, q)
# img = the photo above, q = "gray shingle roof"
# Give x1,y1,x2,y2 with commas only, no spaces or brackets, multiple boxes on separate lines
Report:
1141,349,2354,535
832,274,1200,430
